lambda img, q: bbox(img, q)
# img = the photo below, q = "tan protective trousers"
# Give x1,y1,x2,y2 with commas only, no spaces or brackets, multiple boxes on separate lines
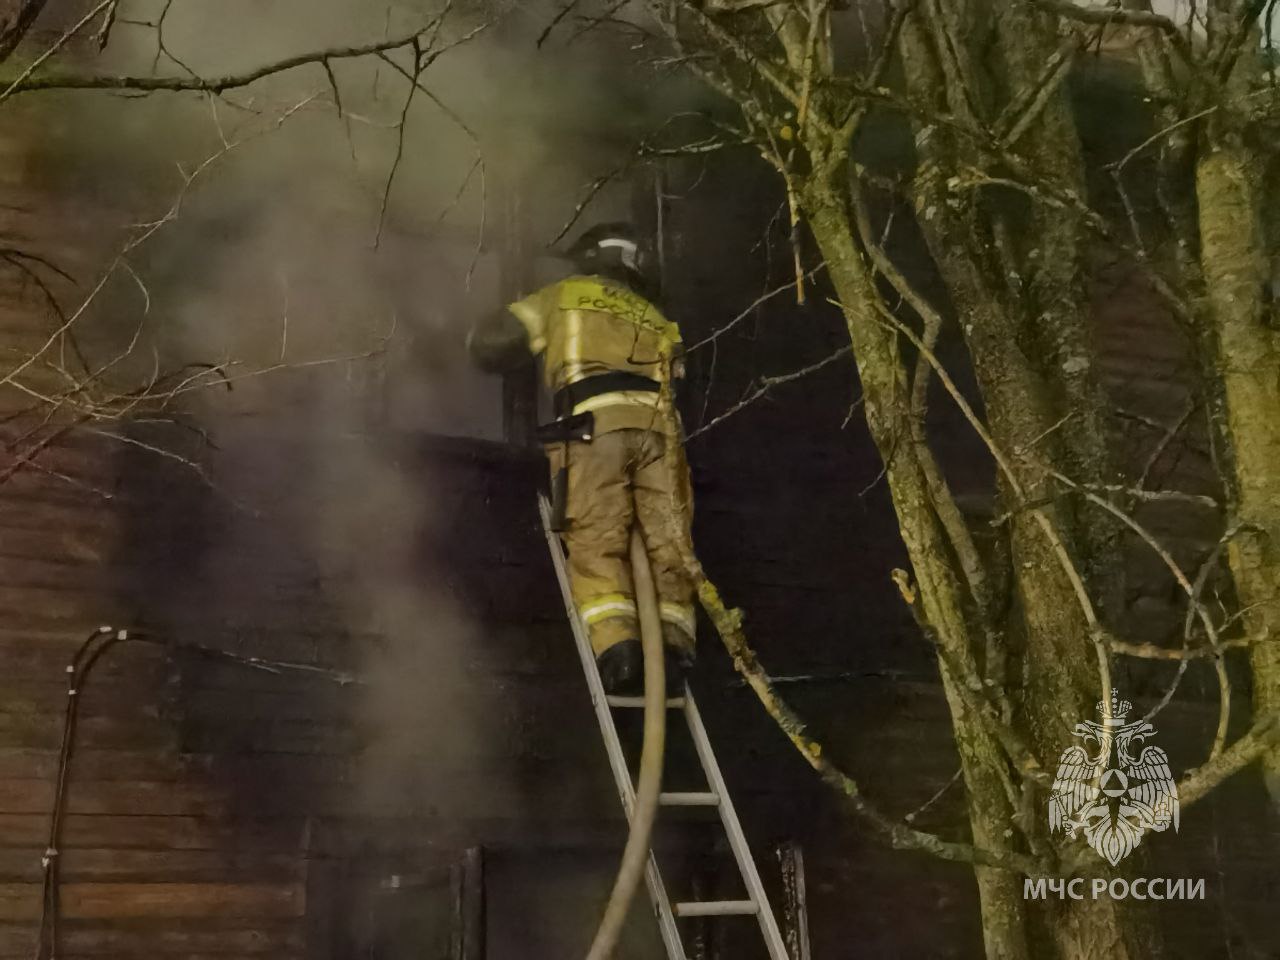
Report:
555,428,697,658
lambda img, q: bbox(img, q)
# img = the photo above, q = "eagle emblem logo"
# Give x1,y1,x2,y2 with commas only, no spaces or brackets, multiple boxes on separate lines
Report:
1048,689,1179,866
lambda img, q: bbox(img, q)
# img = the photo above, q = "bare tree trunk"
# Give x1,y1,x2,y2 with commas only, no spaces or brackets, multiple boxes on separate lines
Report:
992,3,1124,620
1040,893,1158,960
892,9,1156,958
1196,135,1280,807
801,176,1034,960
897,2,1101,772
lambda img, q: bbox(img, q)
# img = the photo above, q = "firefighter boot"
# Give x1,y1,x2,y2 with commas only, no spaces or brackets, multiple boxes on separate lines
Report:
662,648,689,696
597,638,644,696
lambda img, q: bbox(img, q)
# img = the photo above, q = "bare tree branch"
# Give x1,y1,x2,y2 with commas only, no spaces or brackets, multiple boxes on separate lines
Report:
1212,0,1268,79
375,40,424,246
0,0,50,61
994,36,1081,148
685,344,852,440
1111,635,1269,660
1180,710,1280,808
704,0,791,11
1048,469,1233,759
3,13,460,100
0,0,116,101
94,0,120,50
1029,0,1193,60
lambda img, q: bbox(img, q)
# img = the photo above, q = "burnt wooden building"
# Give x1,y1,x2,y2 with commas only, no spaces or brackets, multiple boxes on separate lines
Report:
1,21,1278,960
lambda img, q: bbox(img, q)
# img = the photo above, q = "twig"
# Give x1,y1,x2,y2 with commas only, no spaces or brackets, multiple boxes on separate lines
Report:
685,345,851,440
552,168,625,246
1108,106,1219,177
1139,522,1250,726
375,41,423,246
995,36,1080,148
178,638,364,685
1136,396,1198,492
1077,481,1219,510
2,91,321,412
322,58,344,117
95,0,120,50
538,0,585,47
1048,469,1232,759
0,0,117,102
20,455,116,500
903,768,962,823
79,427,222,492
686,266,825,352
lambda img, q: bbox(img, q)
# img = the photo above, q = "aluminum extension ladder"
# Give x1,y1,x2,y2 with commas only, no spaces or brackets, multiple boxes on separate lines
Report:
538,498,791,960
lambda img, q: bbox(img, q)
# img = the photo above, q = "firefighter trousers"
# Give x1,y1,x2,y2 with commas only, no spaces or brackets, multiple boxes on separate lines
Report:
555,428,697,659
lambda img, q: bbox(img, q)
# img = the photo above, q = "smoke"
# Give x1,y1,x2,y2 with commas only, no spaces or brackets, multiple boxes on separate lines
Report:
302,429,504,821
12,0,713,912
21,0,707,430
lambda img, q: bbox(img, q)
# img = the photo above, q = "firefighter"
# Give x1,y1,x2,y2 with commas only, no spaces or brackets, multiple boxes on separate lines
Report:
467,222,696,695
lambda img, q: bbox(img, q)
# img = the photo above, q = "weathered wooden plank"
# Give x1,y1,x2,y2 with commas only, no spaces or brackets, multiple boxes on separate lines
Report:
0,535,117,578
0,815,307,852
0,917,303,954
0,713,176,751
5,687,336,741
0,953,302,960
0,526,115,565
0,954,302,960
0,847,302,884
0,636,169,682
0,683,170,718
0,482,123,515
0,502,121,540
0,634,356,690
0,881,304,920
180,718,359,758
0,558,113,592
0,586,129,631
175,688,355,725
0,749,197,782
0,780,226,818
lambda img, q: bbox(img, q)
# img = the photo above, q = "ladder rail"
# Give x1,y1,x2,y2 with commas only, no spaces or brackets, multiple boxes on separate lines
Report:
539,498,687,960
539,495,792,960
683,691,792,960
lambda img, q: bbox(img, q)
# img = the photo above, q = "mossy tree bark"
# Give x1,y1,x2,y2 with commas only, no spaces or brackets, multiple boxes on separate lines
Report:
638,0,1280,957
1195,107,1280,808
801,172,1034,959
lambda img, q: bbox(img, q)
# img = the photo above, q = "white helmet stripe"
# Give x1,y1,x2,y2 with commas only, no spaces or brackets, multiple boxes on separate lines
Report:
597,237,639,269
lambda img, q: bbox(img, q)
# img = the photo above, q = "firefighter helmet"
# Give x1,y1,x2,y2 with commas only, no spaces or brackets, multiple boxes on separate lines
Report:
562,222,653,290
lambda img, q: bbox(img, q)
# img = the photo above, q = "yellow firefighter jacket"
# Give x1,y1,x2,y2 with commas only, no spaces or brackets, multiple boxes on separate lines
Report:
507,275,683,435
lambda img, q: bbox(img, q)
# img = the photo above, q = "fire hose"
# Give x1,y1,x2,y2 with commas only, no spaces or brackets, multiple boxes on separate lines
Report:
584,526,666,960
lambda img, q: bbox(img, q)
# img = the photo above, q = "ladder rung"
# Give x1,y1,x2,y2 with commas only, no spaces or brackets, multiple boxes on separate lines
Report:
674,900,758,917
605,695,686,709
659,791,719,807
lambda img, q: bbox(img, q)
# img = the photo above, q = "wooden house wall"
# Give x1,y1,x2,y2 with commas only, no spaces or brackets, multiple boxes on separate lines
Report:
0,67,1276,960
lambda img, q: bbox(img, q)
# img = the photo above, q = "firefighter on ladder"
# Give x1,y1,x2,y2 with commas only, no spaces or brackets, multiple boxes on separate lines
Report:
467,222,696,695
